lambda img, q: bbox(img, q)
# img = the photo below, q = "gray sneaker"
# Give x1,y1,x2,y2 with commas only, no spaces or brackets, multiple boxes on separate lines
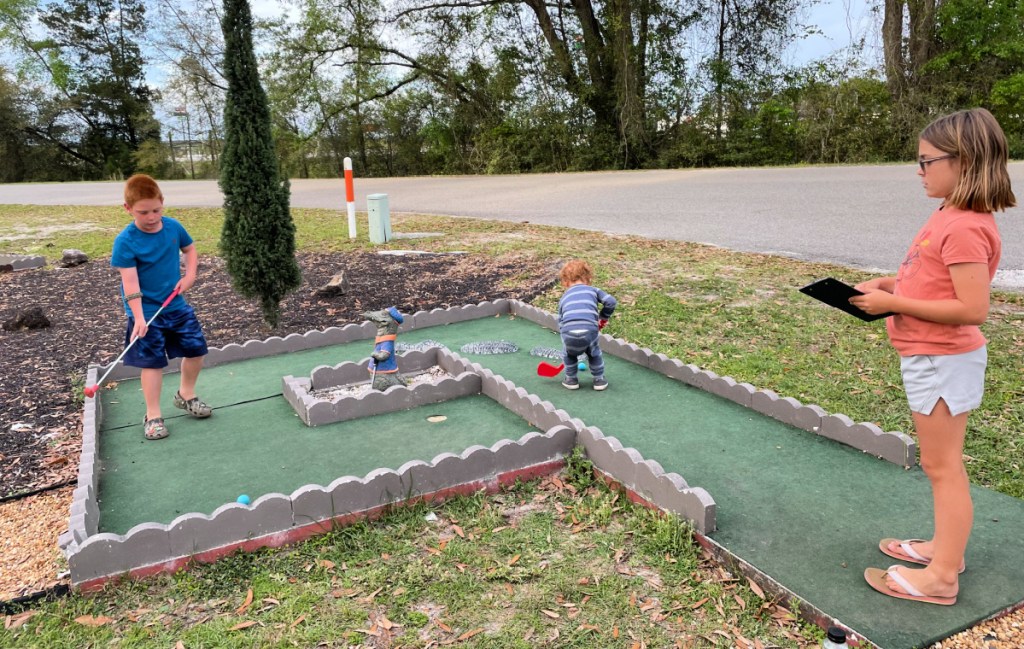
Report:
592,377,608,391
174,392,213,418
561,376,580,390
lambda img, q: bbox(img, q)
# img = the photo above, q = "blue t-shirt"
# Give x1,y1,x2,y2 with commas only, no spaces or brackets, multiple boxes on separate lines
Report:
111,217,192,319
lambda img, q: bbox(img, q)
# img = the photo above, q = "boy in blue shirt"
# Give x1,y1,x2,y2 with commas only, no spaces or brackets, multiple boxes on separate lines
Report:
557,259,617,390
111,174,211,440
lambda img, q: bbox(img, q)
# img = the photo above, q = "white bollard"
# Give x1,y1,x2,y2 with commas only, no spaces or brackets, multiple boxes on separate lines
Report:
367,193,392,244
343,157,356,239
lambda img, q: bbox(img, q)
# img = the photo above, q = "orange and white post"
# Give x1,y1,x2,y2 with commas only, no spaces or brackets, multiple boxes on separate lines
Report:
343,157,356,239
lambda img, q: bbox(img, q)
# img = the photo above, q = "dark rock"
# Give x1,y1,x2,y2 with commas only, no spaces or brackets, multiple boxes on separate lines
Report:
0,264,13,273
59,249,89,268
314,270,349,298
3,307,51,331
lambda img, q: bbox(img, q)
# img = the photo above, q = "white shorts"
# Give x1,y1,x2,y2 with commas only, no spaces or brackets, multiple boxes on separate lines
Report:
900,346,987,416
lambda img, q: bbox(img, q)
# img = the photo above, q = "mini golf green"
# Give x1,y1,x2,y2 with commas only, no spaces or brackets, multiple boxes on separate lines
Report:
97,314,1024,649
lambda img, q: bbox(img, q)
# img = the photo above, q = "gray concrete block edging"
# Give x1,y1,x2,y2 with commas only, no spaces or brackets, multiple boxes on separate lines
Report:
71,297,902,587
283,348,483,426
67,424,577,586
0,253,46,271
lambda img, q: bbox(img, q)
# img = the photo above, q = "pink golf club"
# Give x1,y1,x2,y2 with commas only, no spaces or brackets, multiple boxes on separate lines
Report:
82,289,180,398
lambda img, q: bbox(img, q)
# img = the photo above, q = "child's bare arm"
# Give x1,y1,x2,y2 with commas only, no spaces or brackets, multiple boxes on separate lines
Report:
116,266,148,338
850,263,990,324
177,243,198,293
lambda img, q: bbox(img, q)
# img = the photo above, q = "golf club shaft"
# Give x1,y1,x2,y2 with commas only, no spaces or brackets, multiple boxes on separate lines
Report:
88,289,180,394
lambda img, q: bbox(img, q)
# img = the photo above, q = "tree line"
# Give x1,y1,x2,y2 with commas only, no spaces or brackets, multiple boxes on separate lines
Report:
0,0,1020,183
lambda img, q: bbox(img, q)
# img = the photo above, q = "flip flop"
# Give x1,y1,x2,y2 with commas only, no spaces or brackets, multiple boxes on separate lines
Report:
864,565,957,606
879,538,965,574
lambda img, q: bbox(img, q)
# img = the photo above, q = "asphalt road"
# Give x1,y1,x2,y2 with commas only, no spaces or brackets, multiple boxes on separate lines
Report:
3,164,1022,287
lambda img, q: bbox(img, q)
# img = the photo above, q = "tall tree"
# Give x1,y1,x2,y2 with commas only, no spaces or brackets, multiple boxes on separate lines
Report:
276,0,702,170
219,0,301,327
33,0,160,177
882,0,941,100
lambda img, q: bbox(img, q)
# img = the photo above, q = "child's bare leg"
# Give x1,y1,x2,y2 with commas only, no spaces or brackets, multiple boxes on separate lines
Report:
178,356,204,400
886,398,969,598
140,368,163,421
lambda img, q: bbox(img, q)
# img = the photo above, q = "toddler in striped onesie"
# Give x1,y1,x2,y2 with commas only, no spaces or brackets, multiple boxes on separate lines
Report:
557,259,617,391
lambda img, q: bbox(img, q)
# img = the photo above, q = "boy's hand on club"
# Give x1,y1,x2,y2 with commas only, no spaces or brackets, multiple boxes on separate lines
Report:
176,276,195,293
132,320,149,340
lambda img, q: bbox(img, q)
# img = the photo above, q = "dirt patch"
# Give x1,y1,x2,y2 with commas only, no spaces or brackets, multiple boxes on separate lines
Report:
0,222,103,242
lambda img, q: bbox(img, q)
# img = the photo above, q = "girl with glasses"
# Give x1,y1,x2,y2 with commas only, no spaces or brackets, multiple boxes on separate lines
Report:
850,108,1016,605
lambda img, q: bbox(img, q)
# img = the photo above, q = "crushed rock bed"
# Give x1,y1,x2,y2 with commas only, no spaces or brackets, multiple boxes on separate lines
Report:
309,366,455,400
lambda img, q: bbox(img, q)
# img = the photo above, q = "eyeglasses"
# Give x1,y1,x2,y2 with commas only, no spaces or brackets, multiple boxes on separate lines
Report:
918,154,955,172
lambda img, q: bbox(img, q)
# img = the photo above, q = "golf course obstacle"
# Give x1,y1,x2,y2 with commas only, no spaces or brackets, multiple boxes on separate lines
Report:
284,347,479,426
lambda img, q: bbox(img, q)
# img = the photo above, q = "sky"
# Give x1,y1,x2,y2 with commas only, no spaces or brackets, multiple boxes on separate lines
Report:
786,0,880,67
248,0,878,67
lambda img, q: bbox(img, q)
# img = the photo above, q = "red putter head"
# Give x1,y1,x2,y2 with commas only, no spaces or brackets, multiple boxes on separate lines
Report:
83,385,98,398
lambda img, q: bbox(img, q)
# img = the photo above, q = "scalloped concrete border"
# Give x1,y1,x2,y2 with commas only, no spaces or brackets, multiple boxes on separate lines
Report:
283,348,482,426
70,297,909,592
0,253,46,271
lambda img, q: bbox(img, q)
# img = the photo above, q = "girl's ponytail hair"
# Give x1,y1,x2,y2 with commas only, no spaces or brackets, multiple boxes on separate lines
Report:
920,108,1016,213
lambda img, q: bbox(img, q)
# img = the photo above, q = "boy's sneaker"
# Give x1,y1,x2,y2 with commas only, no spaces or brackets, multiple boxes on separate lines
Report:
593,377,608,391
561,376,580,390
174,391,213,418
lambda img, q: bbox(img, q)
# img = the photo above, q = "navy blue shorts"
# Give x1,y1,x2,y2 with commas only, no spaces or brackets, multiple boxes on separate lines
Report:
123,304,208,369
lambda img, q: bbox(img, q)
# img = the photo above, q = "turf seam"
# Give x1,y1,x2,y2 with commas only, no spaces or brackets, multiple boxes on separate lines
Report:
99,394,280,432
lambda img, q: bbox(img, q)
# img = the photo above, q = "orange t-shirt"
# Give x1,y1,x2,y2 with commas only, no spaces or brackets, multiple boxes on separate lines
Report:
887,206,1001,356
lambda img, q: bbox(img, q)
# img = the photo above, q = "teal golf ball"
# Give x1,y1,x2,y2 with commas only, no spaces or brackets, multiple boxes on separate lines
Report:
237,494,251,505
578,362,586,371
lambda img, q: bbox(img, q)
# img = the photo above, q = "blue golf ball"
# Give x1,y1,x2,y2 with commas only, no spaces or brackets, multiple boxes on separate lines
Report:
236,494,251,505
578,362,586,371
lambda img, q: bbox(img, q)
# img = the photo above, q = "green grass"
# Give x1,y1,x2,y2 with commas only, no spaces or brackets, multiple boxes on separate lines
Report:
2,203,1021,645
2,455,821,648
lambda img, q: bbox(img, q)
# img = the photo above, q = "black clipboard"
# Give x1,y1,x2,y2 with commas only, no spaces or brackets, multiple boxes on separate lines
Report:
799,277,894,322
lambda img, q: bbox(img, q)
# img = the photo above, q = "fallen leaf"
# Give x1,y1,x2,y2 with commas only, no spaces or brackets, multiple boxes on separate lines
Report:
508,554,520,566
452,524,465,538
318,559,335,571
229,621,258,631
541,610,560,619
290,614,306,629
236,589,254,615
5,611,36,629
175,642,185,649
436,620,452,632
457,627,484,641
746,577,765,599
74,615,113,627
393,587,407,597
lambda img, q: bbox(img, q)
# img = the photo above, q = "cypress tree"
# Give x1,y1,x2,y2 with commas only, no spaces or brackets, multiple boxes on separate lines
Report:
219,0,301,327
